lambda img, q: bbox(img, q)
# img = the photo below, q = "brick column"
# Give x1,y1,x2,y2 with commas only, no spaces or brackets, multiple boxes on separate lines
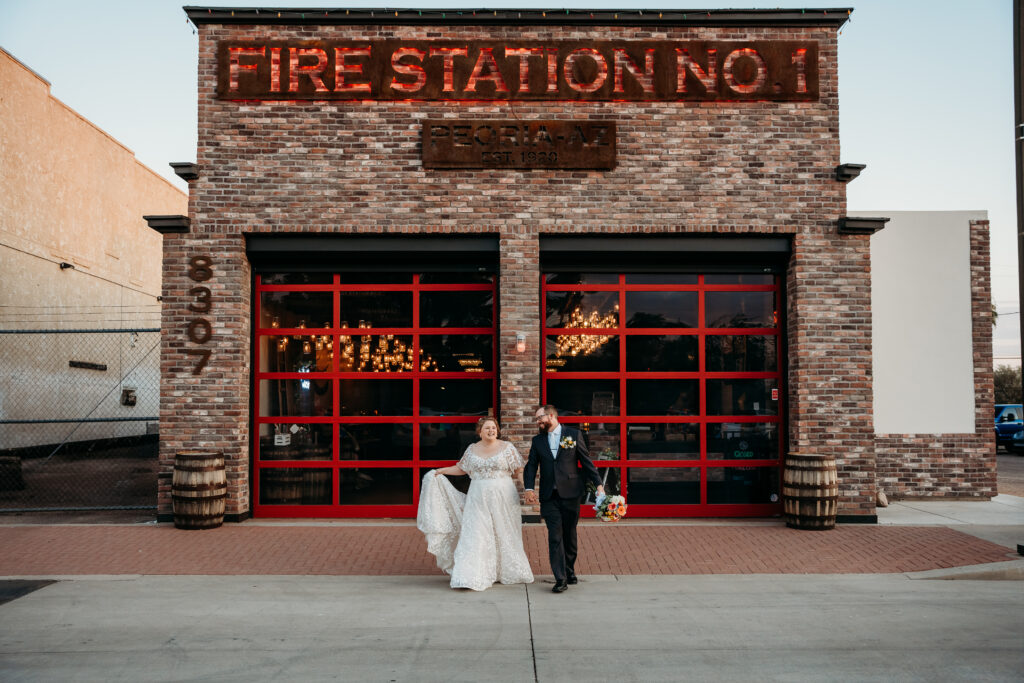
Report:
968,220,997,493
498,226,541,448
158,230,251,521
787,228,876,518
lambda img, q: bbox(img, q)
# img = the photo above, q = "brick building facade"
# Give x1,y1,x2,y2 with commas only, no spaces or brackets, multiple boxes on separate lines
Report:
151,8,993,523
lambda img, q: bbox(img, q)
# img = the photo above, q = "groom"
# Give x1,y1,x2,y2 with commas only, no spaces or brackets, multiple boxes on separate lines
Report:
523,405,604,593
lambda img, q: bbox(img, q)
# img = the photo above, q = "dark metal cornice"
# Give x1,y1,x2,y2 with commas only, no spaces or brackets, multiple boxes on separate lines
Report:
144,215,190,234
838,217,889,236
170,162,199,182
184,7,853,29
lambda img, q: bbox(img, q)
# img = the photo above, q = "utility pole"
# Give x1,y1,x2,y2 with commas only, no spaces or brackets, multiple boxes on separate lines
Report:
1016,0,1023,399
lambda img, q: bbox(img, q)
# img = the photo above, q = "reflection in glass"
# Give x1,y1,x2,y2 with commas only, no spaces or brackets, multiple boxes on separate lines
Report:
706,380,777,416
545,273,618,285
626,467,699,504
259,468,304,504
261,273,333,285
420,379,492,415
421,291,493,328
259,467,333,505
420,423,480,461
339,292,413,328
301,468,333,504
704,274,774,285
339,467,413,505
578,424,620,462
546,336,618,372
624,274,698,284
259,379,332,417
546,380,619,416
336,334,413,373
707,467,778,504
625,335,697,372
260,292,333,329
706,336,777,372
420,335,493,372
419,273,494,284
338,273,411,284
546,291,619,329
337,424,414,460
705,292,776,328
338,380,413,416
706,423,778,460
258,423,332,460
260,335,333,373
583,465,621,505
626,380,698,416
625,292,698,328
626,423,699,459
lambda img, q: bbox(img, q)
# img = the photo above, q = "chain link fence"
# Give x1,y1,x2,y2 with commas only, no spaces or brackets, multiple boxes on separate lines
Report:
0,329,160,511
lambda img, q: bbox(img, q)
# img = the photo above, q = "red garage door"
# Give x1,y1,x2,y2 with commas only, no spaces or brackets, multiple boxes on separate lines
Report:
542,272,785,517
253,271,496,517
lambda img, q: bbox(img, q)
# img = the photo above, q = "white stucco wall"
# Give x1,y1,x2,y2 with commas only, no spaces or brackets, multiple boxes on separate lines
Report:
858,210,984,434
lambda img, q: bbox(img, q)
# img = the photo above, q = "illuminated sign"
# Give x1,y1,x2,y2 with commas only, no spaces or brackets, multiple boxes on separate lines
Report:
218,41,817,102
422,120,616,169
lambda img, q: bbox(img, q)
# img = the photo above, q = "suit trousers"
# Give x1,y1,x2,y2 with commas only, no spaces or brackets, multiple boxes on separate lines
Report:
540,491,581,582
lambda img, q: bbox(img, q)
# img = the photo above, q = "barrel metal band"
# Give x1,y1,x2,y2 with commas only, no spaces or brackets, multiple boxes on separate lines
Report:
172,493,228,502
173,483,228,493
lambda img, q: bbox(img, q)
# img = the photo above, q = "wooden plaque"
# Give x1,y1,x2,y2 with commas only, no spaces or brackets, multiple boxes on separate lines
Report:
422,120,616,170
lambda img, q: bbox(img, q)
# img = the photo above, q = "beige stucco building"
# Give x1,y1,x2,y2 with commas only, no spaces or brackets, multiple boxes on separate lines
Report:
0,46,187,449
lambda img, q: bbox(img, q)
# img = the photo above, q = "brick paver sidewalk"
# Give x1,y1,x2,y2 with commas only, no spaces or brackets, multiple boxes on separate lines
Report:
0,523,1014,576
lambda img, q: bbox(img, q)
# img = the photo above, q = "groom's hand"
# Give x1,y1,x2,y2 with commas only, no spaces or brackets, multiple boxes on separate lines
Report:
523,490,538,505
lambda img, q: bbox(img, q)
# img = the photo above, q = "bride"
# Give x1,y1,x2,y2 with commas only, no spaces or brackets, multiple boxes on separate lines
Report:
417,416,534,591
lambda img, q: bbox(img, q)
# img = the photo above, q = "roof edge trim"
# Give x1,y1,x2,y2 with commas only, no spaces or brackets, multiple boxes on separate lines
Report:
184,7,852,29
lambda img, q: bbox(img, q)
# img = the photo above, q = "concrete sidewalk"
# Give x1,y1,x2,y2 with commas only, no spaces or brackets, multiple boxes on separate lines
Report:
1,498,1022,682
1,574,1021,682
878,493,1024,550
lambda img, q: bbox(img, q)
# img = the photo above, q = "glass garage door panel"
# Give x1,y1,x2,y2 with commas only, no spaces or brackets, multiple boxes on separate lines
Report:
542,272,783,517
254,272,496,517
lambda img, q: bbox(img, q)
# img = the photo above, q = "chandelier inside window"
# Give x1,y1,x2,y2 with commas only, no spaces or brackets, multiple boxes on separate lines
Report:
555,305,618,358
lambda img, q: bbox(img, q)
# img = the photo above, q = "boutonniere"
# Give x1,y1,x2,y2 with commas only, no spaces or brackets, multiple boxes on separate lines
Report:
558,436,576,450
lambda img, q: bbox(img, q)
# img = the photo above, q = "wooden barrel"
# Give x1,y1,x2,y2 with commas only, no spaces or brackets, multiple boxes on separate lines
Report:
303,444,331,461
783,452,838,530
172,451,226,530
262,468,302,504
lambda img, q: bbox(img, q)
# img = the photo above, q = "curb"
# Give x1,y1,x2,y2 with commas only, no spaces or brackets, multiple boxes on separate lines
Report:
906,558,1024,581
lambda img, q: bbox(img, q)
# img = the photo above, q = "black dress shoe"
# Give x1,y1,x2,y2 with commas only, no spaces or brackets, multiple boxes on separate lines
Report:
552,581,568,593
566,574,578,585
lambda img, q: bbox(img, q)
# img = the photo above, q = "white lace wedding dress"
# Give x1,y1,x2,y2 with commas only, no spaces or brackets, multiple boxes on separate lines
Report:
417,441,534,591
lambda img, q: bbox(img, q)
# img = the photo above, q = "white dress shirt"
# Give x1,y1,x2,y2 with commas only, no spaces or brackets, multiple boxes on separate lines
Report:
548,425,562,459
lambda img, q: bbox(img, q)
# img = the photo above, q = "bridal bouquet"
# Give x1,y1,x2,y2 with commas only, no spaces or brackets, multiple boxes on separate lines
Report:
593,492,627,522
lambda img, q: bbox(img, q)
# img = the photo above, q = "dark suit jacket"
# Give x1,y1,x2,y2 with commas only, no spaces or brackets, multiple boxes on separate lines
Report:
523,426,601,502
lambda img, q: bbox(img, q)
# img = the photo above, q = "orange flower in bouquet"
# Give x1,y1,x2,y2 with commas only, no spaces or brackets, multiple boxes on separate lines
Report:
594,493,627,522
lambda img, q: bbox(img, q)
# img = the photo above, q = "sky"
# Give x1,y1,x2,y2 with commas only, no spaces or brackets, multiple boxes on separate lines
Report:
1,0,1019,365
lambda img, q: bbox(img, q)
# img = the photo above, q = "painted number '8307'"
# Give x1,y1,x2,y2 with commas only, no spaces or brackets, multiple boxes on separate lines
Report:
185,256,213,375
